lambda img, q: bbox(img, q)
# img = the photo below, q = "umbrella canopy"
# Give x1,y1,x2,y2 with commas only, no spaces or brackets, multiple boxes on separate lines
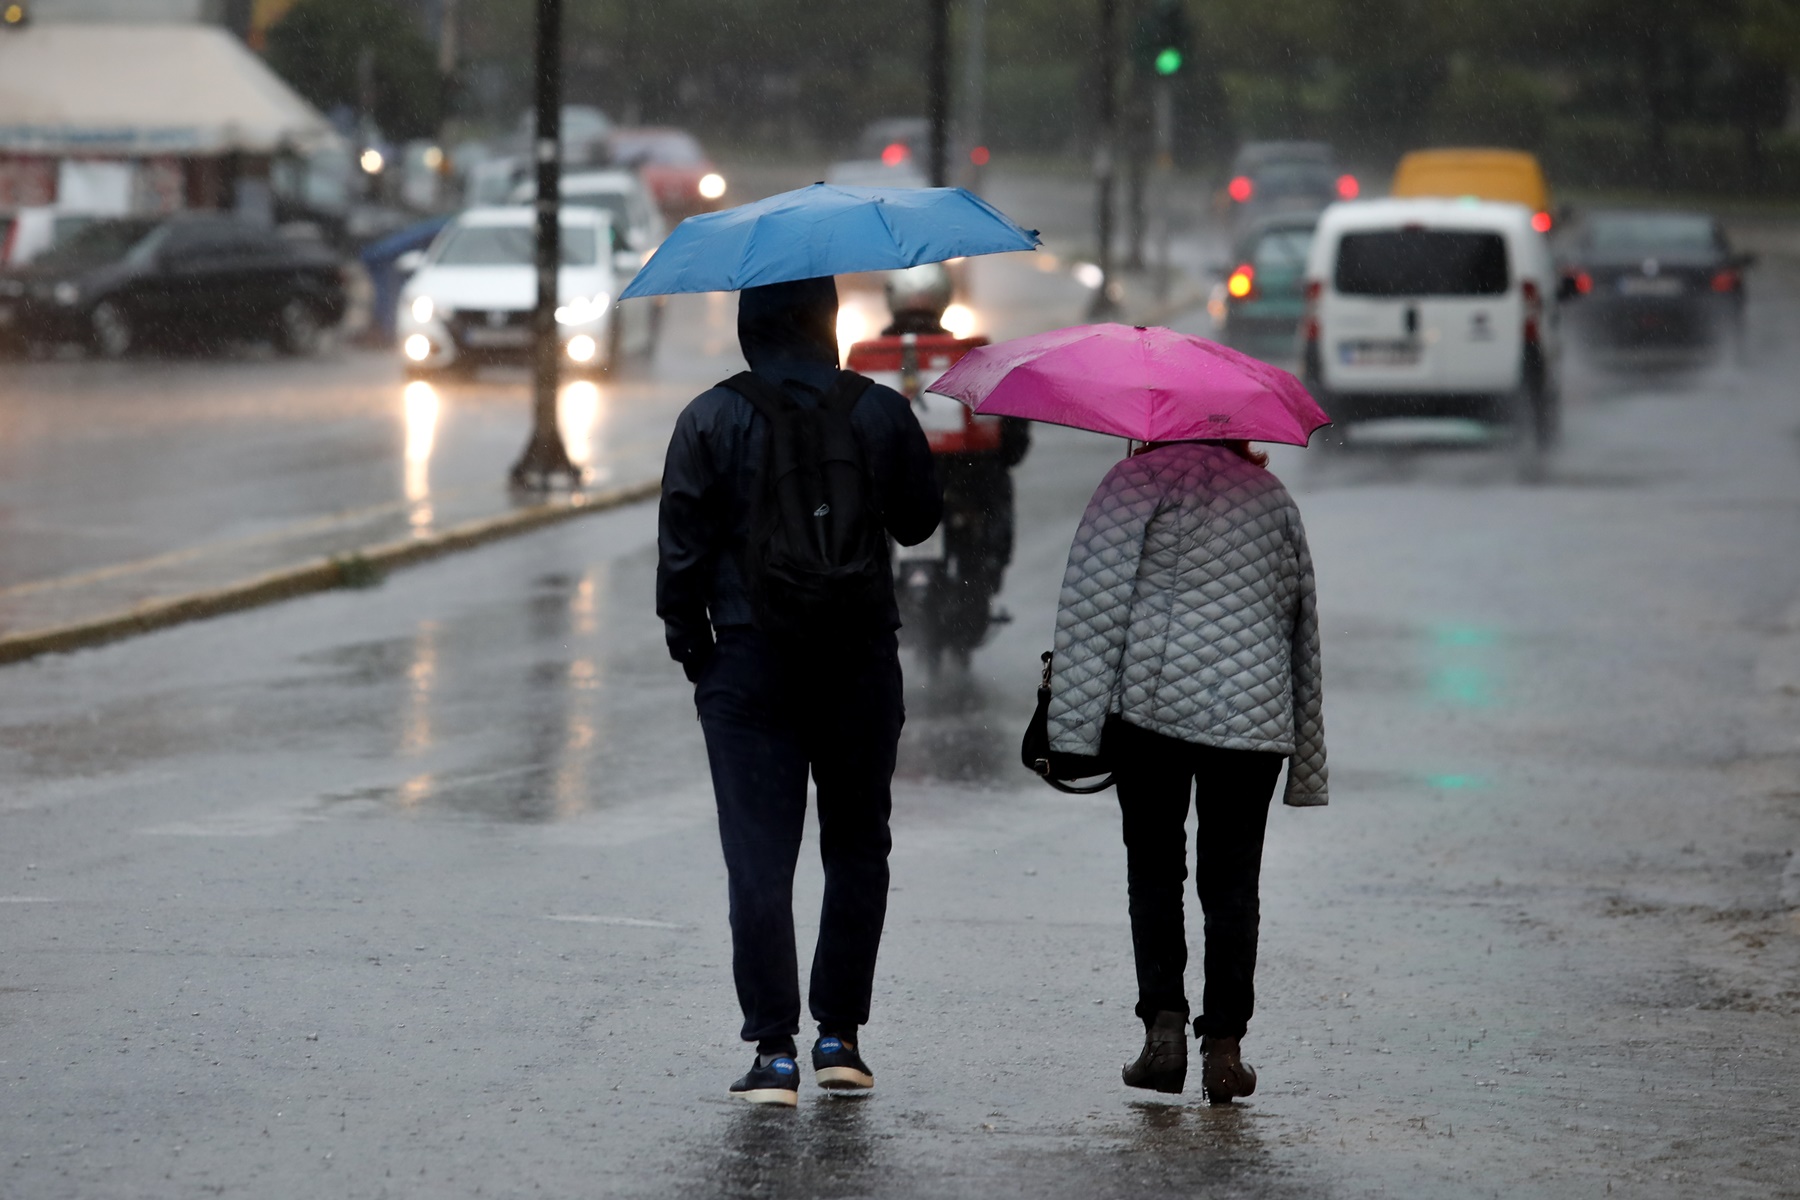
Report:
618,183,1039,299
927,323,1332,447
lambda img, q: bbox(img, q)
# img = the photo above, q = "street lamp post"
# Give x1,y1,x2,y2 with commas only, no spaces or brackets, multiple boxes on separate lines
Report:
927,0,951,188
510,0,580,491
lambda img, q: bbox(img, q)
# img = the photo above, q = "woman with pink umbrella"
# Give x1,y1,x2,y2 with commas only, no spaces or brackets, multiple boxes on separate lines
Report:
932,324,1332,1103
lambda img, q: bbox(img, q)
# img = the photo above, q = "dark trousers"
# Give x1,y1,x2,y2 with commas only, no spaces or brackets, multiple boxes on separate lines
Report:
1111,719,1283,1040
696,626,904,1048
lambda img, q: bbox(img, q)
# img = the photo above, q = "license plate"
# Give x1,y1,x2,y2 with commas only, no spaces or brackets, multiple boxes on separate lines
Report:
1618,276,1683,297
895,528,945,563
1339,339,1420,367
463,327,530,348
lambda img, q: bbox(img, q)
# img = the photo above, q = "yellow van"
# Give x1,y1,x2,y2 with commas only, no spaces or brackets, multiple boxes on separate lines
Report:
1390,149,1553,231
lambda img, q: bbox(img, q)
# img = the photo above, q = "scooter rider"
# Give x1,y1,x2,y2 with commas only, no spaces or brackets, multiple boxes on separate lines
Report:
880,265,1029,624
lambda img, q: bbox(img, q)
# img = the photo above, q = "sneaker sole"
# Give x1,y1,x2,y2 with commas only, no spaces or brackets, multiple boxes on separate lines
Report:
815,1066,874,1091
731,1087,799,1107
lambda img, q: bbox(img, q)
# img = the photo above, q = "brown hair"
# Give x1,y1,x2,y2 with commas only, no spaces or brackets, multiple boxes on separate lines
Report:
1220,440,1269,468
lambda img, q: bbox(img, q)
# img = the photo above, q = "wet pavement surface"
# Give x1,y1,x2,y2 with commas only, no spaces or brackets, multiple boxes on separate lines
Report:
3,207,1799,1197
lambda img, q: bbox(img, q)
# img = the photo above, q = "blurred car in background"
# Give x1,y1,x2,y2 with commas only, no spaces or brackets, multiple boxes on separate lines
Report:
0,213,346,358
1207,213,1318,362
1301,197,1563,461
508,168,666,261
858,117,931,167
395,206,653,377
608,127,727,219
515,104,614,168
1557,209,1750,353
1223,141,1357,233
1391,148,1554,233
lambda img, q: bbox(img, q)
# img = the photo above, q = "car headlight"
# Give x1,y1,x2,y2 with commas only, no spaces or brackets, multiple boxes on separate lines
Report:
410,295,434,323
53,282,80,306
698,172,727,201
555,293,611,325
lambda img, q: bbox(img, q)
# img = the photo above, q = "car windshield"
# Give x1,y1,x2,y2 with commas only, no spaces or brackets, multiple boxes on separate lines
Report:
611,132,704,166
432,225,598,266
1335,229,1510,295
1586,214,1717,255
1251,227,1315,274
34,219,160,269
565,191,630,229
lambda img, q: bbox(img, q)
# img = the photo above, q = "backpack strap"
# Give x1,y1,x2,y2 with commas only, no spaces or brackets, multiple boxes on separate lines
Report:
718,370,793,421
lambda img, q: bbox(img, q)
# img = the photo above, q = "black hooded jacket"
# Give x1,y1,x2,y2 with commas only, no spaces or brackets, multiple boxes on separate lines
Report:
656,277,942,665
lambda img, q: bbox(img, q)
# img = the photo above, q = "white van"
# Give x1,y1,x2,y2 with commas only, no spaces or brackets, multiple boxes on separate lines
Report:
1301,198,1563,456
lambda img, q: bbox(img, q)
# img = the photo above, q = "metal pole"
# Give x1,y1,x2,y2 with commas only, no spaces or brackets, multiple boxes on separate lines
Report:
1153,75,1173,299
510,0,579,490
927,0,952,188
1089,0,1119,318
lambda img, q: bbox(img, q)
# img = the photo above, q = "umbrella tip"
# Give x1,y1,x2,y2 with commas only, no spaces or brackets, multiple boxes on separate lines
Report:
1134,325,1148,331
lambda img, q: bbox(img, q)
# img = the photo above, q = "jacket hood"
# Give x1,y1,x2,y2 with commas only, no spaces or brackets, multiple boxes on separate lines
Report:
737,276,839,369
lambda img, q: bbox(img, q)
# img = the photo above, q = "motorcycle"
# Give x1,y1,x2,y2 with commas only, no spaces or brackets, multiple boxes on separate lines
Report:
847,326,1017,674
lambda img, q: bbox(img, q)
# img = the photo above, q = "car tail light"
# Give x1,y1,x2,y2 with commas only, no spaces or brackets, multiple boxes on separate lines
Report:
1228,175,1253,203
1710,269,1740,293
1575,270,1593,295
1302,279,1321,341
1531,211,1553,233
1521,278,1541,344
881,142,909,167
1226,264,1256,299
1335,174,1359,200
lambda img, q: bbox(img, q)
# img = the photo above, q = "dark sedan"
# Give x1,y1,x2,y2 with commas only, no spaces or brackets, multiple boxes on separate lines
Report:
0,214,347,358
1559,210,1751,352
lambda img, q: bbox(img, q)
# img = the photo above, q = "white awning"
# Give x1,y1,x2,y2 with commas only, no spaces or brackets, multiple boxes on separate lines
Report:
0,23,337,157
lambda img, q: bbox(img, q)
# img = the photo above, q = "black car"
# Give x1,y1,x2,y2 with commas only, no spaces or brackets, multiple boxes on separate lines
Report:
1224,141,1357,233
0,214,347,358
1559,210,1752,351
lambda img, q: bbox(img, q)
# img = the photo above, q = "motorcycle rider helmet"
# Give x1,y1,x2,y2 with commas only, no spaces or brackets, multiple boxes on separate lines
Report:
885,263,954,322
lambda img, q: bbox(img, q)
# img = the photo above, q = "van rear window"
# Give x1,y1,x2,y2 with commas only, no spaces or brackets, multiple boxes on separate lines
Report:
1334,230,1509,296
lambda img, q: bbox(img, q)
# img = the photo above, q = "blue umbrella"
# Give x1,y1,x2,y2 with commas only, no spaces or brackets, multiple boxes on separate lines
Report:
617,183,1040,299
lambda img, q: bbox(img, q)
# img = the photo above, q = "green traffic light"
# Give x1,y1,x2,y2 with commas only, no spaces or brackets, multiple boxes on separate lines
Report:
1154,46,1183,75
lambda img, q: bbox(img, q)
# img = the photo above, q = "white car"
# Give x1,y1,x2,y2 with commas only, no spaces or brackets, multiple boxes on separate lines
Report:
1301,197,1563,458
396,206,653,376
507,168,666,261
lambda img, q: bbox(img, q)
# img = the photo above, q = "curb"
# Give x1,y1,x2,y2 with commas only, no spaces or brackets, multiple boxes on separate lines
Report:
0,477,662,667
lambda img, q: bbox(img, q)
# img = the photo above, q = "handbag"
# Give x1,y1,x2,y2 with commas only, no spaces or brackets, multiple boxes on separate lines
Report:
1021,651,1116,794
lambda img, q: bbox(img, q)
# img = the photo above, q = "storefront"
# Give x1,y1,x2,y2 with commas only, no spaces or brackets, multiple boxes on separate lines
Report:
0,21,335,218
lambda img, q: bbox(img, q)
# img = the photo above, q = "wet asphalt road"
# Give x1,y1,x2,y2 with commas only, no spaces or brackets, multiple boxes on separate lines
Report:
5,228,1800,1196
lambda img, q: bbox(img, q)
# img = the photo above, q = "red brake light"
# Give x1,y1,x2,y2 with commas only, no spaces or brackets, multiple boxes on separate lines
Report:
1335,174,1359,200
1226,264,1256,299
1575,271,1593,295
1531,211,1553,233
1521,279,1541,343
881,142,909,167
1228,175,1253,203
969,145,990,167
1710,269,1739,293
1301,279,1321,341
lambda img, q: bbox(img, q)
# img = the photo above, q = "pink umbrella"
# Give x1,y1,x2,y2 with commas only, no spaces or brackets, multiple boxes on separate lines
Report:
926,323,1331,446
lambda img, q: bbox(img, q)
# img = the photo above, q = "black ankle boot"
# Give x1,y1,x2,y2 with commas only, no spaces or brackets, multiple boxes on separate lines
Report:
1121,1010,1188,1093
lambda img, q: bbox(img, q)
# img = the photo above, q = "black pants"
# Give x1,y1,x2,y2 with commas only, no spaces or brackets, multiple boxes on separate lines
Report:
1111,720,1283,1040
696,626,904,1048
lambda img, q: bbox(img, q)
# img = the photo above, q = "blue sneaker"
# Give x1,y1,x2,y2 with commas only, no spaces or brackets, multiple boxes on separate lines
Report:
812,1036,874,1092
729,1054,799,1106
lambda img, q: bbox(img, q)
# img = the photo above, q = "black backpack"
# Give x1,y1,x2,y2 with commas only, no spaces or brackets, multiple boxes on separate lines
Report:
721,369,889,641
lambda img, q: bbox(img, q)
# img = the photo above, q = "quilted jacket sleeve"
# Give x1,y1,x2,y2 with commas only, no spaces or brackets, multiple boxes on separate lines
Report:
1046,458,1159,756
1283,506,1329,806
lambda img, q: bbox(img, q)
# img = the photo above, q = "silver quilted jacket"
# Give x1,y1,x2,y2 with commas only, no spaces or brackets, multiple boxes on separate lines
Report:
1047,442,1328,806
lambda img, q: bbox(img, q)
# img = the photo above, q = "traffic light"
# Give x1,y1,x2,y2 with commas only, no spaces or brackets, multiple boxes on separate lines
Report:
1137,0,1189,78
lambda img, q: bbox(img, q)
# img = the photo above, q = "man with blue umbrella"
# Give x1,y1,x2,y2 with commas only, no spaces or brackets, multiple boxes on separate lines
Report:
643,183,1038,1106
